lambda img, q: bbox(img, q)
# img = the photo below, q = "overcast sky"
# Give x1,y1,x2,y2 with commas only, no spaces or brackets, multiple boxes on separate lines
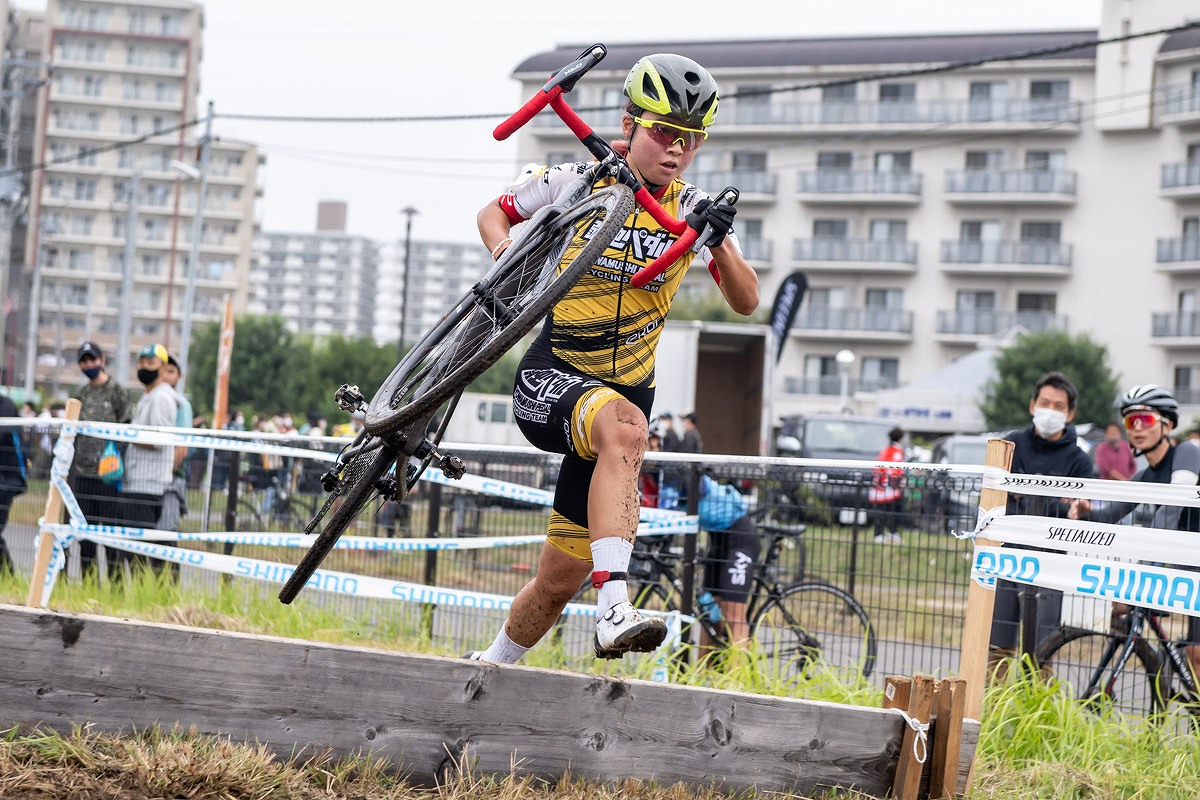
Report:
107,1,1105,244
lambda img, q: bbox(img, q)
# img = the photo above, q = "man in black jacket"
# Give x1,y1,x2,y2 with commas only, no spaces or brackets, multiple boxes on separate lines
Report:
989,371,1096,658
0,393,27,574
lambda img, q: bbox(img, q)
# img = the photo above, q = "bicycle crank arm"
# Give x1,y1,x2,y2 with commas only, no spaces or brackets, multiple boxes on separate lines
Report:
407,438,467,481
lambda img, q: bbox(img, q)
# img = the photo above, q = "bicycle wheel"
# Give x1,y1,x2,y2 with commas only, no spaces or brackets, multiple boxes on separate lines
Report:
278,439,397,604
365,184,636,435
1035,626,1162,720
751,582,877,681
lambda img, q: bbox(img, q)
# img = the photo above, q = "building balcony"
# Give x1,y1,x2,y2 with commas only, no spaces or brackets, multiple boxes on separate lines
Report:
1156,84,1200,127
739,237,773,264
796,170,921,204
792,238,917,273
1160,162,1200,200
790,306,913,342
1156,237,1200,273
939,240,1071,277
1152,313,1200,348
781,375,899,397
944,169,1076,204
688,169,776,202
935,310,1069,340
725,97,1081,133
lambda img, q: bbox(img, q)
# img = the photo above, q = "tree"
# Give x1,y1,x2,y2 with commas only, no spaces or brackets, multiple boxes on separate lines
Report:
979,330,1120,432
187,315,313,420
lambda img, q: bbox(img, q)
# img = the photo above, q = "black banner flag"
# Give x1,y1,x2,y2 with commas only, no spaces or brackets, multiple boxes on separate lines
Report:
767,271,808,364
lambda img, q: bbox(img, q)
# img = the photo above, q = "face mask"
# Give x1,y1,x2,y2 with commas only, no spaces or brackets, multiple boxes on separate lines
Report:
81,366,101,380
1032,407,1067,438
137,367,159,386
1106,437,1120,446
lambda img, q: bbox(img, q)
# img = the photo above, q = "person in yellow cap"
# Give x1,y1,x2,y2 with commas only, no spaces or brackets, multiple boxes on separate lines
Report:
112,343,179,577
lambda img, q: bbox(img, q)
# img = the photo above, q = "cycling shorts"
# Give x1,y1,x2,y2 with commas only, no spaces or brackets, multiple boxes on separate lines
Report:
703,514,760,603
512,341,653,561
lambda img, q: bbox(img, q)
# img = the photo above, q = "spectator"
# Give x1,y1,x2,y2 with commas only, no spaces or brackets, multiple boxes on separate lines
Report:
639,432,661,509
156,352,193,534
989,370,1095,661
870,426,907,544
0,393,27,575
70,341,133,579
697,473,759,645
658,412,681,453
114,344,178,575
680,412,704,454
17,401,36,474
1094,421,1137,481
226,410,246,431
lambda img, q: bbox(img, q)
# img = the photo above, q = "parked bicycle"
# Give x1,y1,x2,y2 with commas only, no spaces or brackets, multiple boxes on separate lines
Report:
595,512,877,680
278,44,734,604
1035,605,1200,728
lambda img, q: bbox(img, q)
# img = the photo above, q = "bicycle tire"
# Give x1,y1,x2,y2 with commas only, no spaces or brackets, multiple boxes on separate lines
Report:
751,582,877,680
364,184,636,435
278,441,397,604
1034,626,1163,719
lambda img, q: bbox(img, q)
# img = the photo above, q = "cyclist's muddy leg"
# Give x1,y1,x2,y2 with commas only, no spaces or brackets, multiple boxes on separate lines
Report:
478,541,590,662
585,399,647,611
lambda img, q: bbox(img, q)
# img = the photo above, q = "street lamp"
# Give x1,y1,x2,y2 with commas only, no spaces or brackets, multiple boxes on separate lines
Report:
836,348,856,414
397,206,418,357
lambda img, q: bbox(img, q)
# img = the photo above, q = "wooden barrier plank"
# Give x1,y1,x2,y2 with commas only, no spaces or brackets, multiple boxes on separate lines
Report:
0,604,979,797
24,399,81,608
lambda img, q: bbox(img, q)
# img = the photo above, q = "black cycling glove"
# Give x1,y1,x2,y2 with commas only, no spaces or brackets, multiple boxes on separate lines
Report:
685,197,736,248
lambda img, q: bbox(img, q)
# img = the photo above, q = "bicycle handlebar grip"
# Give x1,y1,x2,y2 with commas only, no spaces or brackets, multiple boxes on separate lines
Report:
630,228,699,289
494,86,561,141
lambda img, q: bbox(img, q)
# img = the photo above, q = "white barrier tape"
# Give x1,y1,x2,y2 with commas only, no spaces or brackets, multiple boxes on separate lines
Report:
421,465,686,522
971,546,1200,618
81,533,693,625
66,421,338,462
976,514,1200,569
888,708,930,764
982,472,1200,508
42,512,699,552
49,471,88,529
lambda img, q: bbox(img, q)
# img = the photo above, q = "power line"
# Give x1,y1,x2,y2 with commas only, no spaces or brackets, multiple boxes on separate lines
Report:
217,21,1200,123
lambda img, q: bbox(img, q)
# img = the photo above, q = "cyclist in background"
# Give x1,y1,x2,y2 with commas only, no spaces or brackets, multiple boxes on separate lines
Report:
469,53,759,663
697,473,760,644
1071,384,1200,679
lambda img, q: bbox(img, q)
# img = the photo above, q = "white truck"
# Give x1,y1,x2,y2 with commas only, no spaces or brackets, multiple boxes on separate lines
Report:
442,320,775,456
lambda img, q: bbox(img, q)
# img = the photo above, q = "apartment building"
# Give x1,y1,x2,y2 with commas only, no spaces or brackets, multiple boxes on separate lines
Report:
511,1,1200,432
248,202,380,340
15,0,258,389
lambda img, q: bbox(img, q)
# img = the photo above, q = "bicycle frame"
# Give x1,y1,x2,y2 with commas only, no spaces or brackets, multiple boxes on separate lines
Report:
1082,608,1199,711
494,43,737,289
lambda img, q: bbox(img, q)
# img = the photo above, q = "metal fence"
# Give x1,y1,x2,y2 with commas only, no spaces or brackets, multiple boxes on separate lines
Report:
12,432,987,684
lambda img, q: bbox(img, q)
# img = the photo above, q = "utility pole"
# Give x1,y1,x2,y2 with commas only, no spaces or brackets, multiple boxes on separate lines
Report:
114,172,139,385
177,100,213,393
0,53,51,390
398,206,417,358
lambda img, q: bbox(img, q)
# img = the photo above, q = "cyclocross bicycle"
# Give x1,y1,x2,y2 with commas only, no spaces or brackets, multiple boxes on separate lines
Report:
1035,605,1200,728
611,512,877,680
278,44,736,603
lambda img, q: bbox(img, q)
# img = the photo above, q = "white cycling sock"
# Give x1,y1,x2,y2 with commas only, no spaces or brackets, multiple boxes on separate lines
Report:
591,537,633,612
479,624,530,664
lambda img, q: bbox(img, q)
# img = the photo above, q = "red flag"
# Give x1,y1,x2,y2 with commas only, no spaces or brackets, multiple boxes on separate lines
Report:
213,297,234,429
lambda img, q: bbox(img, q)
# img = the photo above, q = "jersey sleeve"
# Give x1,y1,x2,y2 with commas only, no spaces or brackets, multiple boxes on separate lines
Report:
504,162,581,222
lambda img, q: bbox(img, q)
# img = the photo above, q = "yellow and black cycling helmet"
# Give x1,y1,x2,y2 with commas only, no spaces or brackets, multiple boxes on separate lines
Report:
623,53,719,128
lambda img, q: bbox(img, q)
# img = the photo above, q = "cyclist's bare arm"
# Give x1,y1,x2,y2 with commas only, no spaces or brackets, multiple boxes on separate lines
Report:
477,202,513,260
708,238,758,316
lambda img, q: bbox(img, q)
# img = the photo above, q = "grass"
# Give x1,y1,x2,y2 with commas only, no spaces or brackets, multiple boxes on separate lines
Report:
3,568,1199,799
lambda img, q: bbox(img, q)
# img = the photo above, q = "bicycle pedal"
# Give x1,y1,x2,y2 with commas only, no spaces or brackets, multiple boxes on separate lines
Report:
334,383,366,412
440,454,466,480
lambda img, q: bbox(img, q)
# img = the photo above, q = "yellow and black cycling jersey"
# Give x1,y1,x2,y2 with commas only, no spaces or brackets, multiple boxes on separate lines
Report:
497,164,742,388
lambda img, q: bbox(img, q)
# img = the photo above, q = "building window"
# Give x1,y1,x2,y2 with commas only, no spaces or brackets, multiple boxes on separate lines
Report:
1030,80,1069,100
861,357,899,389
1020,221,1061,242
875,151,911,172
961,220,1001,241
865,288,903,309
817,151,852,171
869,219,907,241
813,219,849,239
734,84,772,123
965,150,1005,170
956,290,996,311
1025,150,1066,171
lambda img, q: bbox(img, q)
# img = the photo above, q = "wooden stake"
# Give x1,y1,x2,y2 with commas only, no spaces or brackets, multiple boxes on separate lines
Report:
893,673,936,800
929,678,967,799
24,399,81,607
957,437,1014,721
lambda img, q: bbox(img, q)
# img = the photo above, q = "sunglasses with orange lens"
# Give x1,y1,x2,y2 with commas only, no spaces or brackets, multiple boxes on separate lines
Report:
1123,412,1161,431
629,116,707,151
